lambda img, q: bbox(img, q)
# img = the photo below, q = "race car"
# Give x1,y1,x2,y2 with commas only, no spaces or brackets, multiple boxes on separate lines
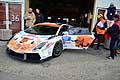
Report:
6,23,94,61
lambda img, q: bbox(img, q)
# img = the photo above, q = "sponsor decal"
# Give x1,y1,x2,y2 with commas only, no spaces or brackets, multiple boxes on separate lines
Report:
7,37,38,53
75,36,93,48
62,36,71,43
45,42,54,49
42,42,54,51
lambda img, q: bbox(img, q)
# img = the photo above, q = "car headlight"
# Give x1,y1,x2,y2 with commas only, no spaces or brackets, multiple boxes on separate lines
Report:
32,42,46,51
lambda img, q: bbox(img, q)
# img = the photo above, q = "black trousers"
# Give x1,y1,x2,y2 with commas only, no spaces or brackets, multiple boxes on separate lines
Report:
91,34,104,49
110,38,118,59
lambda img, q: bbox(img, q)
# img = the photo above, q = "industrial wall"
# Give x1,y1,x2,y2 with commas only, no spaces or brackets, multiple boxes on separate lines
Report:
0,0,25,33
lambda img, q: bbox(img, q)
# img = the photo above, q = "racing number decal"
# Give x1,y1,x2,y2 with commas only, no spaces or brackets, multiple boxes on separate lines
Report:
11,15,20,22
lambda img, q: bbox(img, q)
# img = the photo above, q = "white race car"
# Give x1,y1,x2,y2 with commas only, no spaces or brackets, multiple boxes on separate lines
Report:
7,23,94,61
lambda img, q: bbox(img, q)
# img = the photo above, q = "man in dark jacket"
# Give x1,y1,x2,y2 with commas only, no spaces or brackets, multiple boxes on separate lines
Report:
104,3,117,28
106,14,120,59
35,9,44,24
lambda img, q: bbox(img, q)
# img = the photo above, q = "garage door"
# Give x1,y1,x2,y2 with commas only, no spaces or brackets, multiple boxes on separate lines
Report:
29,0,94,27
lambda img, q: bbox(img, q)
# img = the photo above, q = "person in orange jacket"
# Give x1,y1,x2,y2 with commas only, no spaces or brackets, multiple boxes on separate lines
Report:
91,14,107,49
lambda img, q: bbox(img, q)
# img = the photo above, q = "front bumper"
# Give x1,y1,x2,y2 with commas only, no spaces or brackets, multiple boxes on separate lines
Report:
6,48,41,61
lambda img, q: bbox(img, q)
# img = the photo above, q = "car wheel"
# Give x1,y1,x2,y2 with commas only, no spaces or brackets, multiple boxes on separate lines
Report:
52,41,63,57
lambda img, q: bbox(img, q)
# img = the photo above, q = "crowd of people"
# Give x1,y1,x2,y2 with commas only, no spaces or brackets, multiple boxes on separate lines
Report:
91,3,120,60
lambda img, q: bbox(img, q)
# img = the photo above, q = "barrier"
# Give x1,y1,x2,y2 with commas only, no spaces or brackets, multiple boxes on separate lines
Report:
0,29,12,40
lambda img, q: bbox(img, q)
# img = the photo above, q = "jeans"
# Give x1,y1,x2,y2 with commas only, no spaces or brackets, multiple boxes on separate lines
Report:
110,38,118,59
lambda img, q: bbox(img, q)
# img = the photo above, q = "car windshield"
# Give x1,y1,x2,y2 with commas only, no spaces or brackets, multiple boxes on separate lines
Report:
25,25,59,35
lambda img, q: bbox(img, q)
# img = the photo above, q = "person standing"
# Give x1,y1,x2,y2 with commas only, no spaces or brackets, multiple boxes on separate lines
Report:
104,3,117,28
35,9,44,24
91,14,107,49
24,8,36,28
106,14,120,59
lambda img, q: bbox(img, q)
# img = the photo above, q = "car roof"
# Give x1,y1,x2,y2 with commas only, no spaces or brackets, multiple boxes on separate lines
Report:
33,23,60,28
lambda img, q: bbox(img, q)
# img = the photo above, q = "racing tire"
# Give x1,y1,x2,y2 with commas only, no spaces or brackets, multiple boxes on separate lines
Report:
52,41,63,58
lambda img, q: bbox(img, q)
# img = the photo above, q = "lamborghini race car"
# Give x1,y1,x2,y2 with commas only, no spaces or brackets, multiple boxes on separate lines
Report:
7,23,94,60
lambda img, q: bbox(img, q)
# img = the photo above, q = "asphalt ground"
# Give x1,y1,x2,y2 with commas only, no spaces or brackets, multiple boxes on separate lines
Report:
0,41,120,80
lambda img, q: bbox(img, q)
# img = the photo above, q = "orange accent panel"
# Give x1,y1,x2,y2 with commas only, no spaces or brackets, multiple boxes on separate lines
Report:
75,35,94,47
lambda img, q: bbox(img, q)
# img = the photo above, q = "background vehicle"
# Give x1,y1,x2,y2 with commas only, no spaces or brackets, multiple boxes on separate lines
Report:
7,23,94,61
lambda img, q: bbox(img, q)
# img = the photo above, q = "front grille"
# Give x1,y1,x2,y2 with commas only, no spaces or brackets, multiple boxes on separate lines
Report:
6,48,41,61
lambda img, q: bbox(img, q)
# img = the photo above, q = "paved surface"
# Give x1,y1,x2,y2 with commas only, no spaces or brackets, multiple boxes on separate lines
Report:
0,41,120,80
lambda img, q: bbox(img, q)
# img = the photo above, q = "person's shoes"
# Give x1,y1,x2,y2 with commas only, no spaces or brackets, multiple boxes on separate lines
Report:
106,56,114,60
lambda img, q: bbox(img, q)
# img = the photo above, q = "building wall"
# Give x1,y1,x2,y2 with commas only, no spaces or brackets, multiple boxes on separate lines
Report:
0,0,25,33
0,3,6,29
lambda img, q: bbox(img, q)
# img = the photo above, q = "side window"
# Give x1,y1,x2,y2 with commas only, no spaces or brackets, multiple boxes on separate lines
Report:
58,25,69,35
68,27,90,35
61,25,69,32
68,27,81,35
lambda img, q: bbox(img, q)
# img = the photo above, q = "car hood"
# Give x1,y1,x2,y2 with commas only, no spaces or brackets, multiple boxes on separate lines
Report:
7,31,53,53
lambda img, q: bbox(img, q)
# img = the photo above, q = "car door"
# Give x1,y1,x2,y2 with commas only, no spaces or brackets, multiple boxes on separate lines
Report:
62,27,94,49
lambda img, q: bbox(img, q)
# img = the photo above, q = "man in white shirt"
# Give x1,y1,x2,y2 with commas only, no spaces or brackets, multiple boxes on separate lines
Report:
104,3,117,28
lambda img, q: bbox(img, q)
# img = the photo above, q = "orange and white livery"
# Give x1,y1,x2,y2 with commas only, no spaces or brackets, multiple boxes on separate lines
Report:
7,23,94,61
